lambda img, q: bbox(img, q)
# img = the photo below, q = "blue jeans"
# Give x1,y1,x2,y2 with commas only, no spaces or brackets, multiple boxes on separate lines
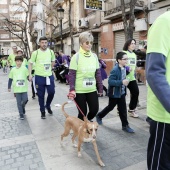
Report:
35,75,55,112
15,92,28,116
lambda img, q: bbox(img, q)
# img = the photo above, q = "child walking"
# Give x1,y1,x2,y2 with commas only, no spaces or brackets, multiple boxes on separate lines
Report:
96,52,134,133
8,56,29,120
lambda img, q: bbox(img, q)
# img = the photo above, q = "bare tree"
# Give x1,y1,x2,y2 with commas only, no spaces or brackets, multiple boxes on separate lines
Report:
0,0,35,58
68,0,74,51
39,0,74,51
121,0,137,40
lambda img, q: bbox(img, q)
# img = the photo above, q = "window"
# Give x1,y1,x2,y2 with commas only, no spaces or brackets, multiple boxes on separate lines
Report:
0,9,8,13
0,0,7,4
3,42,11,47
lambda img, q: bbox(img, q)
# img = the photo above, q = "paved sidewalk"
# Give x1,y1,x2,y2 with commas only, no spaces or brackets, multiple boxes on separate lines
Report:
0,70,149,170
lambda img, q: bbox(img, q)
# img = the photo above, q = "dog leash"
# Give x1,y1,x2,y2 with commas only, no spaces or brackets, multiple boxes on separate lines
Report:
73,99,86,118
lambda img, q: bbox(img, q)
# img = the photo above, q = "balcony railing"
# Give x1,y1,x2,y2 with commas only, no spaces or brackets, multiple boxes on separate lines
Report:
53,0,64,6
53,21,70,38
104,1,144,20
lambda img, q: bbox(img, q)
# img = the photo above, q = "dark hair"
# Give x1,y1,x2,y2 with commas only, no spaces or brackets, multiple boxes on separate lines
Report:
54,52,59,55
123,39,136,51
116,52,126,63
71,50,76,54
15,56,23,62
39,37,48,42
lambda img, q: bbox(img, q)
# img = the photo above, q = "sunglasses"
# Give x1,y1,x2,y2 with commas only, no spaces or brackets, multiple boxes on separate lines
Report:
121,58,128,60
85,41,93,45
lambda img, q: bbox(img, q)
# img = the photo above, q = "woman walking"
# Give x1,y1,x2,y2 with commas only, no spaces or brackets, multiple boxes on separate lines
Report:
123,39,139,118
68,32,103,121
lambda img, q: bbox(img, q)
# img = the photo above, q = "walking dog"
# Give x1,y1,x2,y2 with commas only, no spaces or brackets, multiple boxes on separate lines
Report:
61,102,105,167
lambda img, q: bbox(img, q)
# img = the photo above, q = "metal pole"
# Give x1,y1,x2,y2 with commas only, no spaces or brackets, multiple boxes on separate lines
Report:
60,19,63,51
0,45,1,55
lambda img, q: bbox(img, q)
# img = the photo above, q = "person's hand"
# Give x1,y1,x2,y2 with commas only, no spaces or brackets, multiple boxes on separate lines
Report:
129,67,132,72
8,89,11,92
29,75,32,82
122,79,129,86
98,93,103,97
67,90,76,100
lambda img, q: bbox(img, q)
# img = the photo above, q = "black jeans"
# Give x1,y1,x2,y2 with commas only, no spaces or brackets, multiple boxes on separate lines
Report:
127,80,139,110
98,94,128,127
74,91,99,121
147,119,170,170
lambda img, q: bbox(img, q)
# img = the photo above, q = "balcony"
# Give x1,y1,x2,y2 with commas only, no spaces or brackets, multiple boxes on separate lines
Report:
31,0,37,6
53,0,64,6
104,1,144,20
31,14,37,22
53,20,70,38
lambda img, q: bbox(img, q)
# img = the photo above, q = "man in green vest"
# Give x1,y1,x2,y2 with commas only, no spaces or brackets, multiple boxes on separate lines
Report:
146,11,170,170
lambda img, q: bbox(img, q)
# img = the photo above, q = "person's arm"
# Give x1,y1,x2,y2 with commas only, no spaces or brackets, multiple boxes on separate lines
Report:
69,69,76,91
95,69,103,94
100,60,107,69
108,70,122,87
8,78,13,91
146,52,170,112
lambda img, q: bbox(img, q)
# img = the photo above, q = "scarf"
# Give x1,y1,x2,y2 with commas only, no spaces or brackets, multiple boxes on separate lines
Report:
79,46,92,57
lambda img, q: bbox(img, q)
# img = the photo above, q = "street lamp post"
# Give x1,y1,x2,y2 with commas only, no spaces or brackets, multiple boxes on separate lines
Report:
33,30,38,50
57,6,64,51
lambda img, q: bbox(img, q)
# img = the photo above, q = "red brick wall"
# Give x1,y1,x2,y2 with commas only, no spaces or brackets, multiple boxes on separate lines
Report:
100,24,114,75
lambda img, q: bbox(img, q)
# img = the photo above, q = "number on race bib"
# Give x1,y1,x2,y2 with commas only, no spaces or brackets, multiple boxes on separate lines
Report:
16,80,25,87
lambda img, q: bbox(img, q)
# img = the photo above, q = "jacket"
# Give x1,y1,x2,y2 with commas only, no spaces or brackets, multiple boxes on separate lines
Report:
108,64,127,98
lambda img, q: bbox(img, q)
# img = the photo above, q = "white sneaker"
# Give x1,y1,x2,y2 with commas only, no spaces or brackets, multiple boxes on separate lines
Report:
128,110,139,118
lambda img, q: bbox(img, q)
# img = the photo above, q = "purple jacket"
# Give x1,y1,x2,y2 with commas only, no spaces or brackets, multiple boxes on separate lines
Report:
62,55,70,67
99,59,107,81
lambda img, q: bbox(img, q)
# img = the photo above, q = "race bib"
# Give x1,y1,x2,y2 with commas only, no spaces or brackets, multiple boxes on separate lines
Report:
44,64,51,71
83,78,95,88
16,80,25,87
128,58,136,65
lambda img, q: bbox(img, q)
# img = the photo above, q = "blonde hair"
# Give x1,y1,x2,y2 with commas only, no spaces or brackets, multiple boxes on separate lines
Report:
79,32,94,45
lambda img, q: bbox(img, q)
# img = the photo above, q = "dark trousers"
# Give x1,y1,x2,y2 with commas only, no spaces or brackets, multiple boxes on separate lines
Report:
31,82,35,97
98,94,128,127
74,91,99,121
35,75,55,112
127,80,139,110
54,66,62,80
147,119,170,170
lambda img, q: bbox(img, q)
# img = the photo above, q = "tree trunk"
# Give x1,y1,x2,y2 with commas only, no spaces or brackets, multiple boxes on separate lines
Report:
121,0,137,41
68,0,74,51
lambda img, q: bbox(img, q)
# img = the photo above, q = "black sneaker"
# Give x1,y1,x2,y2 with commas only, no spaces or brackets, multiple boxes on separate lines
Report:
122,125,134,133
41,111,46,119
46,107,53,114
20,114,24,120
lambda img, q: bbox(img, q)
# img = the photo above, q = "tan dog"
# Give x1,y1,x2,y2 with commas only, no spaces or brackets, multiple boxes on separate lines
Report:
61,102,105,167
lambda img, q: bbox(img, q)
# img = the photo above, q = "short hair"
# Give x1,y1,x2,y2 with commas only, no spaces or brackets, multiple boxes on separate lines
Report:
71,50,76,54
39,37,48,42
116,52,126,63
15,56,23,62
79,32,94,45
17,50,23,53
123,39,136,51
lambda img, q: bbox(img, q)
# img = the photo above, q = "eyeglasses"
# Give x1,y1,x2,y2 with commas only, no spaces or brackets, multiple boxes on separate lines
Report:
85,41,93,45
121,58,128,60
